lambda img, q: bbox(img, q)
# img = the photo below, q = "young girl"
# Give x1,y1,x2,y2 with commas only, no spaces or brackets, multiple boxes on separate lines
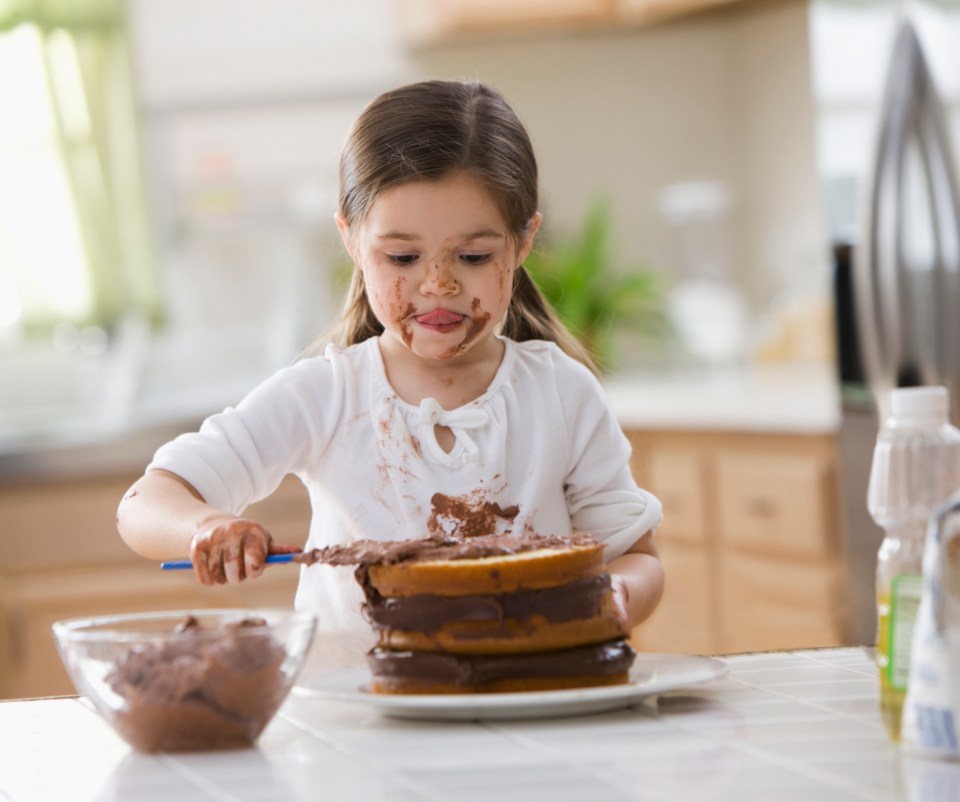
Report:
117,80,664,665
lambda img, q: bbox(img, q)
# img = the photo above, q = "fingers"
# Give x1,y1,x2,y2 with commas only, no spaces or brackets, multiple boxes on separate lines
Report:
243,530,270,581
268,543,303,555
190,518,273,586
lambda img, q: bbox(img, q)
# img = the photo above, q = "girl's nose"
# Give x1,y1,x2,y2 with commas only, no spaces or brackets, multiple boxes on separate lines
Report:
421,261,459,295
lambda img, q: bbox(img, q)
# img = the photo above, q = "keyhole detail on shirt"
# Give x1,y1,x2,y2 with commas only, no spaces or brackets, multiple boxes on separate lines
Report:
434,424,455,453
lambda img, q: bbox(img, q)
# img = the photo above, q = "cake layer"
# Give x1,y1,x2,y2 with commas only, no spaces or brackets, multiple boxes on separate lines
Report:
369,576,627,655
365,542,605,597
378,608,628,655
366,640,636,694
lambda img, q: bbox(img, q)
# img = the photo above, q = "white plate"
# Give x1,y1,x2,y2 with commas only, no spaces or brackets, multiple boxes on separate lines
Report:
293,654,728,721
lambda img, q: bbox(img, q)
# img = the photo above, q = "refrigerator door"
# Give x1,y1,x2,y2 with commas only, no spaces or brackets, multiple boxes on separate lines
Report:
856,16,960,422
819,8,960,645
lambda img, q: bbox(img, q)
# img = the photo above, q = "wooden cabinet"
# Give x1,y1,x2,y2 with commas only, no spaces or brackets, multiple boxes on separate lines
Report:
626,429,848,656
0,473,310,699
1,425,845,695
399,0,747,46
616,0,743,26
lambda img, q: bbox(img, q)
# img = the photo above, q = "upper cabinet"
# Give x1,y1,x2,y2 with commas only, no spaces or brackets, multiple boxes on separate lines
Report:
399,0,746,46
616,0,744,27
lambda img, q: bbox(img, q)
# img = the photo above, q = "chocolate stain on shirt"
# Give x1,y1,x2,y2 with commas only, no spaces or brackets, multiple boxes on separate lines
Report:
428,491,519,538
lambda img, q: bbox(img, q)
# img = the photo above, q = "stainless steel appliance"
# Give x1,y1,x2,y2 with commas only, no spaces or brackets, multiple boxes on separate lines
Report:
811,1,960,644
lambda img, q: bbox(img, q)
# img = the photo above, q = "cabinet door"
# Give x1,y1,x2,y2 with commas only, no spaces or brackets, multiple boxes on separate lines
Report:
0,475,139,569
647,447,709,546
632,540,716,654
718,550,846,653
715,450,835,561
400,0,611,44
617,0,743,26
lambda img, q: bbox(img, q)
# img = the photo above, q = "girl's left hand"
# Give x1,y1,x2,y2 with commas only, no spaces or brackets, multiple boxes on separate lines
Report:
610,574,632,636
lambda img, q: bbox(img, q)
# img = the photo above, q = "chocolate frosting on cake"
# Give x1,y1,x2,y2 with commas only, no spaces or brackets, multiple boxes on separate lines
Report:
367,640,636,686
295,531,598,568
363,574,612,633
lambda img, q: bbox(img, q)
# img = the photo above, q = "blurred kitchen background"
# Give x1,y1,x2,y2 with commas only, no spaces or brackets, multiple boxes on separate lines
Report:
2,0,956,698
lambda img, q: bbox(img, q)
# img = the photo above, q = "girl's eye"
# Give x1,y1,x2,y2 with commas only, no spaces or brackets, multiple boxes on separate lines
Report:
461,253,493,266
386,253,418,266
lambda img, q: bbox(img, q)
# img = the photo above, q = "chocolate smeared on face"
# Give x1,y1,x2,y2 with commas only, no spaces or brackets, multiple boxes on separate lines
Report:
452,297,491,356
397,301,415,348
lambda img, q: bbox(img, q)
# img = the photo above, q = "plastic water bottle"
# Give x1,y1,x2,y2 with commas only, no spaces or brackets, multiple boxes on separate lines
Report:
868,386,960,740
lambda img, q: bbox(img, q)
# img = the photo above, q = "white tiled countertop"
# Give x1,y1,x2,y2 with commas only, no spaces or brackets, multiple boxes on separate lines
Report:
604,361,842,434
3,647,958,802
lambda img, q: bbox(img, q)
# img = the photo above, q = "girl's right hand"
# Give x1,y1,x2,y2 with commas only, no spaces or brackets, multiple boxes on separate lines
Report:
188,516,300,586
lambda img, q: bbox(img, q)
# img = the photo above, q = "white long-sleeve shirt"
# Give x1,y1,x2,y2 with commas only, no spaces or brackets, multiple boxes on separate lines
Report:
149,336,662,665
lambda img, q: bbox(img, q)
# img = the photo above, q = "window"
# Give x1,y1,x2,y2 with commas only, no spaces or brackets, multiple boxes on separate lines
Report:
0,4,158,346
0,24,93,336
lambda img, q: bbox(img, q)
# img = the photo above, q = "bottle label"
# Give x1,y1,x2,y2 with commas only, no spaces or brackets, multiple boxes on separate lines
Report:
887,574,924,689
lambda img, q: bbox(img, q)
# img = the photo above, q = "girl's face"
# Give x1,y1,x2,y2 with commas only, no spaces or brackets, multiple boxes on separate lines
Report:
337,171,540,364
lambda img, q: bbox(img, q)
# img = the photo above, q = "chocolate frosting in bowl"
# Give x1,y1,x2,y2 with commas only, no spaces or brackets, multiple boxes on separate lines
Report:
105,616,288,753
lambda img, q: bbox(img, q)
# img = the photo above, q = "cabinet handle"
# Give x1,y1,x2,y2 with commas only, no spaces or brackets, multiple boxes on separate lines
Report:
745,497,778,518
663,494,685,512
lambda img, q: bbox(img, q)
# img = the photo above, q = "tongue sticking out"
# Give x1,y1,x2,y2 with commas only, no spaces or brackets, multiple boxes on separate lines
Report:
417,309,464,326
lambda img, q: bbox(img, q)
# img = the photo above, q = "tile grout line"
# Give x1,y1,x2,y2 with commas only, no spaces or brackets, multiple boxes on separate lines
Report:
789,648,878,677
485,701,878,802
70,697,248,802
654,677,895,801
724,675,880,726
634,688,889,802
726,654,877,682
713,650,884,739
675,728,887,802
481,709,676,802
156,756,246,802
277,710,450,802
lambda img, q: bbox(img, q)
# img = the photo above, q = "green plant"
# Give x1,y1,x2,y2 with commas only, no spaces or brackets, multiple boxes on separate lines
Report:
525,200,666,370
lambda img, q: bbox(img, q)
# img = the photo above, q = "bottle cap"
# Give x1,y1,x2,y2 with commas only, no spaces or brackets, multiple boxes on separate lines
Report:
889,386,950,425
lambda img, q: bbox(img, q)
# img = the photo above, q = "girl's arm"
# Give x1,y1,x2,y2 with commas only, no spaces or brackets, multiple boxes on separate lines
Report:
117,469,299,586
607,533,664,630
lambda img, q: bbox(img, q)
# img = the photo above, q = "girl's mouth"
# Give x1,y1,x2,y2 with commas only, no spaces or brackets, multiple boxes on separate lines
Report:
415,309,465,330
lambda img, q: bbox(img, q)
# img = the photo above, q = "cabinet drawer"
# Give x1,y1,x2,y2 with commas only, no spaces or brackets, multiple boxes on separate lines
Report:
632,541,716,655
718,551,846,652
647,448,707,545
0,475,139,568
715,451,832,560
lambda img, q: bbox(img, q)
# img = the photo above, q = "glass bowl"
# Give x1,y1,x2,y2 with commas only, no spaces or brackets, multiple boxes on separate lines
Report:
52,608,317,753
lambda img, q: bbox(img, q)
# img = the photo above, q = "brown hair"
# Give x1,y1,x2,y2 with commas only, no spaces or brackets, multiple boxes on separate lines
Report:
313,79,596,373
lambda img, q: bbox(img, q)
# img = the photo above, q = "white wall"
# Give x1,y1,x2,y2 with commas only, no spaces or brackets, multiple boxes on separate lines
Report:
410,0,828,312
127,0,828,373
